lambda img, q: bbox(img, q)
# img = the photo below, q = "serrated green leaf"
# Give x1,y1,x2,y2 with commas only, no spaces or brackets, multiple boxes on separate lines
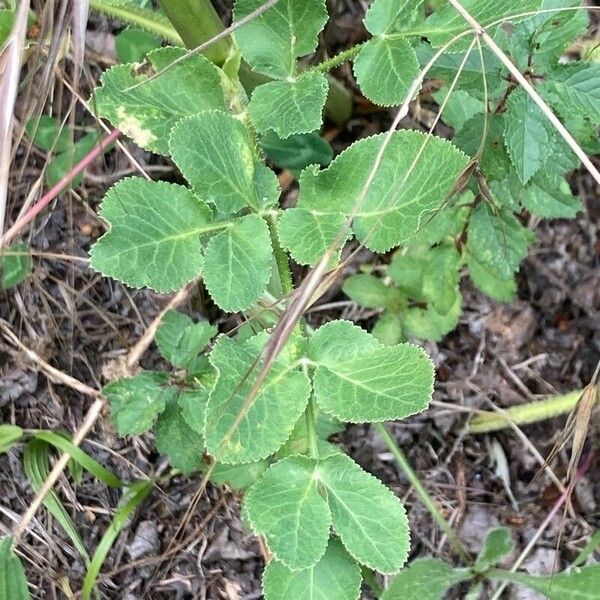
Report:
404,291,462,342
503,89,556,184
210,460,269,491
94,47,226,154
381,558,471,600
422,245,461,315
115,28,161,63
434,88,485,131
343,274,390,309
388,251,426,298
179,387,210,435
234,0,328,79
155,310,217,369
364,0,425,34
170,112,261,213
104,371,175,436
320,453,410,573
466,203,533,281
0,425,24,453
372,312,404,346
467,254,517,302
245,455,331,568
353,37,420,107
263,538,362,600
203,215,273,312
474,527,514,573
542,63,600,123
425,0,541,50
205,335,311,463
492,564,600,599
90,178,216,292
295,130,469,253
0,537,30,600
261,131,334,171
277,208,349,267
0,243,31,289
309,320,434,422
405,199,470,247
248,73,329,138
155,394,204,473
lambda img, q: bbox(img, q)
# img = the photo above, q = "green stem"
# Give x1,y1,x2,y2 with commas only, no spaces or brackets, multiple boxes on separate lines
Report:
266,214,293,296
373,422,471,563
468,389,584,434
157,0,230,64
312,43,365,73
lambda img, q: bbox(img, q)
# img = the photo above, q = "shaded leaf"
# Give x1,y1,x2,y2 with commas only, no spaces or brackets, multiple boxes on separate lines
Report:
342,273,390,309
115,28,161,63
0,243,31,289
0,537,30,600
474,527,514,573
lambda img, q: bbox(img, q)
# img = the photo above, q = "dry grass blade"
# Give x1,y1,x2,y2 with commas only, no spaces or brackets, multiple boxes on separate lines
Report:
0,0,30,239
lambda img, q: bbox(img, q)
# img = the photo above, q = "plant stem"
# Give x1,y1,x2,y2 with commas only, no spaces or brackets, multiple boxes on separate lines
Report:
157,0,230,64
266,214,293,296
373,422,471,563
312,43,364,73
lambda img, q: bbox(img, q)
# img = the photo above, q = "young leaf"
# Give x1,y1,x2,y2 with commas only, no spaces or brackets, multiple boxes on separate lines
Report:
205,334,311,463
261,131,334,171
404,293,462,342
467,254,517,302
115,28,161,63
233,0,328,79
46,132,103,188
320,453,410,573
0,537,30,600
381,558,472,599
203,215,273,312
503,89,556,184
372,312,404,346
155,394,204,474
169,112,262,213
210,460,269,491
0,425,23,453
94,47,226,154
90,178,213,292
342,273,390,309
25,115,71,153
244,455,331,569
309,321,434,422
104,371,176,436
473,527,514,573
0,243,31,289
248,73,329,138
293,130,469,253
155,310,217,370
421,245,461,315
263,538,362,600
353,37,420,106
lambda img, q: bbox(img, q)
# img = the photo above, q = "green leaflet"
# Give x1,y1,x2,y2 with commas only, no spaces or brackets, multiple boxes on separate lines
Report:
0,243,31,290
233,0,328,79
248,73,329,138
364,0,425,34
205,334,311,463
353,37,420,107
503,89,556,184
372,313,404,346
115,28,161,63
169,112,262,213
246,453,410,573
90,178,212,292
473,527,514,574
263,538,362,600
261,131,334,171
381,558,471,599
155,310,217,370
342,273,391,310
404,294,462,342
203,215,273,312
0,537,30,600
94,47,226,154
288,130,469,255
155,394,204,474
104,371,176,436
309,321,434,422
425,0,542,50
467,254,517,302
434,88,485,131
542,63,600,123
210,460,269,491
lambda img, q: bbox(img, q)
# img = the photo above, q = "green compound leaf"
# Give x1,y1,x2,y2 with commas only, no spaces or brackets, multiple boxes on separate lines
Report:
203,215,273,312
293,130,468,254
155,394,204,474
491,564,600,599
234,0,328,79
425,0,542,50
364,0,425,34
473,527,514,574
381,558,472,600
90,178,212,292
245,456,331,569
0,537,30,600
205,334,311,463
94,47,226,154
343,273,391,310
263,538,362,600
542,63,600,123
248,73,329,138
309,321,434,422
0,243,32,290
320,453,410,573
277,208,349,266
503,89,556,184
169,112,262,213
104,371,176,436
353,37,420,107
155,310,217,370
466,203,534,281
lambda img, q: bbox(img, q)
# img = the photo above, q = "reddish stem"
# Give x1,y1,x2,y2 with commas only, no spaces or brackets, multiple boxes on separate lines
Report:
1,128,121,248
